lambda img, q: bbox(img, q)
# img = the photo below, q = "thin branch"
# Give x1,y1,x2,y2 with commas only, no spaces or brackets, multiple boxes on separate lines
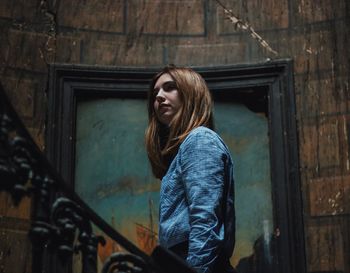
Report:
215,0,278,56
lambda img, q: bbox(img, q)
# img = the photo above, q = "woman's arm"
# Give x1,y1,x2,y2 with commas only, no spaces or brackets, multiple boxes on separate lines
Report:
180,129,228,273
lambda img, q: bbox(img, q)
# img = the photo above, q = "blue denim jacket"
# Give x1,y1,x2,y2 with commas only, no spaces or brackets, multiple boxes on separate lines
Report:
159,126,235,273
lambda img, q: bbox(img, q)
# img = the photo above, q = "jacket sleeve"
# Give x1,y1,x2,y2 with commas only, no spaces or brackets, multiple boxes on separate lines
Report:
179,130,227,273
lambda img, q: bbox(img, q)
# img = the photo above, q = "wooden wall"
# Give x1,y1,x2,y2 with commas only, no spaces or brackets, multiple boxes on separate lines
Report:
0,0,349,272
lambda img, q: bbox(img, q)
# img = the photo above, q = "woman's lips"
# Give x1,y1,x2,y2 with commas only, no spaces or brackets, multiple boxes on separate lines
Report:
158,104,171,114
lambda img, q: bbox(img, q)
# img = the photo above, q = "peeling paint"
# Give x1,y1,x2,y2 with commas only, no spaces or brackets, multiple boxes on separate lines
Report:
39,0,57,64
306,48,313,54
215,0,278,56
343,116,349,171
335,191,341,199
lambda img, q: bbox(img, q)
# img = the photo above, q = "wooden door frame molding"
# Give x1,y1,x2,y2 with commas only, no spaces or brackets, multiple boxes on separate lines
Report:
47,60,306,273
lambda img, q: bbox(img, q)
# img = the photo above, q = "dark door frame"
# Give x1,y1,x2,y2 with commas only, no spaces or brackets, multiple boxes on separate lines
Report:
47,60,306,273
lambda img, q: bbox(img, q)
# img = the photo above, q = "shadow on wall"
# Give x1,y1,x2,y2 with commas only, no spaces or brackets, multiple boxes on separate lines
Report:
235,234,277,273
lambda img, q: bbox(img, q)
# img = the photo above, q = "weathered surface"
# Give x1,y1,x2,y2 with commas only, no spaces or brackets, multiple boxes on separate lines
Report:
0,0,349,272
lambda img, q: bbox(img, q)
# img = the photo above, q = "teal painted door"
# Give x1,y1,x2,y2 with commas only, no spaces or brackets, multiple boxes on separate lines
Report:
75,98,273,267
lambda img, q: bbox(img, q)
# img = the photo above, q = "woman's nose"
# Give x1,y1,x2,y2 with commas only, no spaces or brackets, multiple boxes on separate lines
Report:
155,90,166,102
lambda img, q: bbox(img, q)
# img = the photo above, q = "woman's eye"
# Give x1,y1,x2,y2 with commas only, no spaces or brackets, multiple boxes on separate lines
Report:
163,81,177,91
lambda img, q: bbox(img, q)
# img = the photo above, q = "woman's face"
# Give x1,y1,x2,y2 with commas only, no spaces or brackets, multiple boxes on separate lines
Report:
153,73,182,126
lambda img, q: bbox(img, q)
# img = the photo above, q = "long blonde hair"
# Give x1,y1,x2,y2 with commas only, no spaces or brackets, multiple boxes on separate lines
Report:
145,65,214,178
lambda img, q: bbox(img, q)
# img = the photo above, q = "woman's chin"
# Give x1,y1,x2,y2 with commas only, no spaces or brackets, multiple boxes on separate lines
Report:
158,115,173,126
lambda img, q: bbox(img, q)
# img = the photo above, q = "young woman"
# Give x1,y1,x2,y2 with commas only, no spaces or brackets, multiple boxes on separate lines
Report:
145,65,236,273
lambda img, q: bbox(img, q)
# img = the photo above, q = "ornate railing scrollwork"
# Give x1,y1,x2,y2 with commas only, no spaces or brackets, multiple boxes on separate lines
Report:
0,113,34,205
50,197,105,272
102,253,149,273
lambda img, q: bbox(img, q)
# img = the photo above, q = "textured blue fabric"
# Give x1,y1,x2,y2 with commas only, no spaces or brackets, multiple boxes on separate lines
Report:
159,126,235,273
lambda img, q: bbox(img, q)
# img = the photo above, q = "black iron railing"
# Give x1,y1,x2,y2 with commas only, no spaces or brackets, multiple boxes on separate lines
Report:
0,82,195,273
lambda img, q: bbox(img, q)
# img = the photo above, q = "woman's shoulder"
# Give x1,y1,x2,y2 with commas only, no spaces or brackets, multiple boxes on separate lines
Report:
180,126,227,151
187,126,217,139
